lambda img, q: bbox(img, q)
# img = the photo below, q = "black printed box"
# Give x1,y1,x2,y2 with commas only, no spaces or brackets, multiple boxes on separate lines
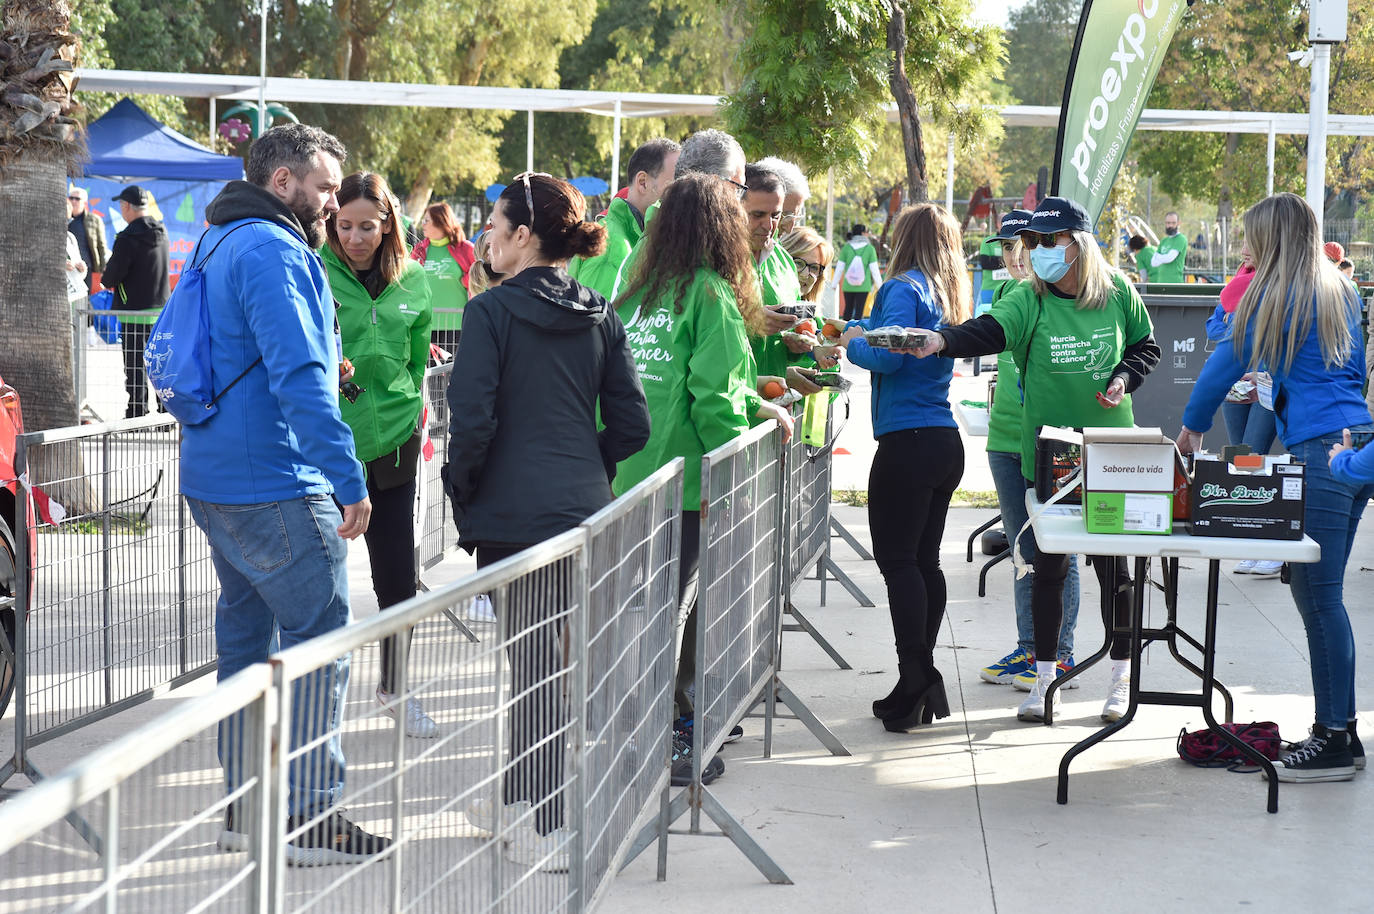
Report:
1189,454,1305,540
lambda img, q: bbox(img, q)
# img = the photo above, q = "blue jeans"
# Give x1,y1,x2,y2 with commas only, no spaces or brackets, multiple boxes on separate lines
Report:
1285,428,1374,730
987,450,1079,658
187,495,352,816
1221,401,1277,455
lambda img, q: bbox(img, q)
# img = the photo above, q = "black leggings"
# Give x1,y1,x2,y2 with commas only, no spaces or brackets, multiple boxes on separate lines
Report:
477,543,568,836
364,476,417,694
1031,547,1132,662
842,290,869,321
867,428,964,667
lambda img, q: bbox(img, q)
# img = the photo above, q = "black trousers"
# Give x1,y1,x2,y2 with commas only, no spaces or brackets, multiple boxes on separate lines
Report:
1030,532,1133,661
365,476,418,694
842,290,869,321
477,543,567,836
122,323,152,418
672,511,702,720
867,428,963,668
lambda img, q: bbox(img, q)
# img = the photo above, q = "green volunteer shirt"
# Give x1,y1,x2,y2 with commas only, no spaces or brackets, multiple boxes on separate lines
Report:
613,268,762,511
989,275,1154,478
1153,233,1187,284
751,240,805,381
1133,244,1157,281
984,279,1026,455
569,196,642,301
421,240,468,330
837,238,878,292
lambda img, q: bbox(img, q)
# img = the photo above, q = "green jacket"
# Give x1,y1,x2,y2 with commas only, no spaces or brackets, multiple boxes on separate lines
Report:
613,267,761,511
1153,232,1188,283
570,196,643,302
322,246,433,463
984,279,1026,455
751,241,804,380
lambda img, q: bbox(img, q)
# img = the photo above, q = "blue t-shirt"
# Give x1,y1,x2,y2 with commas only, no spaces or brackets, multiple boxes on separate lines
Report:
844,269,957,437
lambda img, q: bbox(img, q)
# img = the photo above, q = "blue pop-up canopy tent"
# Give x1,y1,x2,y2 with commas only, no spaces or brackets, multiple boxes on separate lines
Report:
84,98,243,181
80,99,243,287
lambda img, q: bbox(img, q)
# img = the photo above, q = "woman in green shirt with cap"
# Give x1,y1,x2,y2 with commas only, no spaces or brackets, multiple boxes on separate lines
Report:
910,196,1161,725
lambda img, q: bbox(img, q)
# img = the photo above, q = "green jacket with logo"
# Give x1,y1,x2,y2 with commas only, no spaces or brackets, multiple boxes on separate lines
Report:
614,268,761,511
322,246,432,463
570,196,643,302
1153,233,1187,283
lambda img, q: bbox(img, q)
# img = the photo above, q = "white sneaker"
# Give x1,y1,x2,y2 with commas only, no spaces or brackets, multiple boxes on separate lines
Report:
1233,560,1258,574
465,795,530,838
468,594,496,622
376,688,439,738
1101,674,1131,722
503,824,570,873
1249,560,1283,577
1016,676,1051,723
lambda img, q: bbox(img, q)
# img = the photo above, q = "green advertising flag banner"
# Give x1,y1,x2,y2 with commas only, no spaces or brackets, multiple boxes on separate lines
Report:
1052,0,1191,226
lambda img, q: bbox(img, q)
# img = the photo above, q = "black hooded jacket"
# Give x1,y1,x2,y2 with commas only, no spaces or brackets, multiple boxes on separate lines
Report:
445,265,651,547
101,216,170,310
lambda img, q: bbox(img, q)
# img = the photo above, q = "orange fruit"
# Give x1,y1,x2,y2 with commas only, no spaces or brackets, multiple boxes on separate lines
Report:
762,380,786,400
795,320,816,336
821,323,841,339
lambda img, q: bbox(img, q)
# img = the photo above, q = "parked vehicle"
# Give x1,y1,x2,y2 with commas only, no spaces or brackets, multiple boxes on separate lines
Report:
0,374,34,718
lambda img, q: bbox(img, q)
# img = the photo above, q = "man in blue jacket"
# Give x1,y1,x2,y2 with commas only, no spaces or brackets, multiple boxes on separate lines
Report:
184,123,388,866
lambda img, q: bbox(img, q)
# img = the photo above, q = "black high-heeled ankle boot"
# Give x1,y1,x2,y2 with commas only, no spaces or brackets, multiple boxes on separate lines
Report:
882,669,950,732
872,661,922,718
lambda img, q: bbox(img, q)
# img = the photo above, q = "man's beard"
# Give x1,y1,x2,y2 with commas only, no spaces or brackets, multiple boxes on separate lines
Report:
287,188,327,248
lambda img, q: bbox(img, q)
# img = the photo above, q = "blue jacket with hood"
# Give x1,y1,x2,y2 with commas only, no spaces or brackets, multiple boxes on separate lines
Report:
180,180,367,506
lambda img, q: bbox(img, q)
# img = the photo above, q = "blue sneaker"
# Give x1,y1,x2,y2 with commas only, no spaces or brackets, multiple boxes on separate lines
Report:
979,649,1034,685
1012,656,1078,691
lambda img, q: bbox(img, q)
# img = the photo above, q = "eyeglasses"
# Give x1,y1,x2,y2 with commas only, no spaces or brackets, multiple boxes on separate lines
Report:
512,171,553,231
67,195,82,201
719,175,748,200
781,207,805,227
793,257,824,278
1020,232,1069,250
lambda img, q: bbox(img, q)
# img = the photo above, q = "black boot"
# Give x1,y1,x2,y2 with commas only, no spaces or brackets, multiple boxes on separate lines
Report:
882,667,950,732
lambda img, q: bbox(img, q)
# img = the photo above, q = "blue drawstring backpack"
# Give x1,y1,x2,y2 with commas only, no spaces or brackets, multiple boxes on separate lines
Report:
89,289,122,344
144,222,263,425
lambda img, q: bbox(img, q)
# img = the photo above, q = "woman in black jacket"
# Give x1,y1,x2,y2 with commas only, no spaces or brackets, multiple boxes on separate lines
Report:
444,173,650,872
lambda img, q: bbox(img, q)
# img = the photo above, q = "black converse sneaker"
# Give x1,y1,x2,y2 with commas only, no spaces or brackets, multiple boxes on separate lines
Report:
1349,719,1365,771
1274,724,1356,783
285,809,392,866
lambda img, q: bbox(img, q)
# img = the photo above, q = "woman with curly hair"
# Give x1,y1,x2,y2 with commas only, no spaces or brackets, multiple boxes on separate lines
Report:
612,172,793,781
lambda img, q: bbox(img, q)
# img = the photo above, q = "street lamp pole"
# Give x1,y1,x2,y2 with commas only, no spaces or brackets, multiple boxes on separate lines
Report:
1305,0,1347,237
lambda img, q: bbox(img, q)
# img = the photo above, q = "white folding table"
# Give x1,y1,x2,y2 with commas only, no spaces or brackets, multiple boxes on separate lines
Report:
1027,493,1319,813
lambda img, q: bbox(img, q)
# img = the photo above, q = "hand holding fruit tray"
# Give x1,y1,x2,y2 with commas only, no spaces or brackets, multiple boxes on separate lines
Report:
863,325,930,350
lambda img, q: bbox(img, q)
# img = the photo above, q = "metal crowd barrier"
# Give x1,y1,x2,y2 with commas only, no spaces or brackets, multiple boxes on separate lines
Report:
0,460,684,913
623,420,850,885
1,414,219,792
416,361,457,578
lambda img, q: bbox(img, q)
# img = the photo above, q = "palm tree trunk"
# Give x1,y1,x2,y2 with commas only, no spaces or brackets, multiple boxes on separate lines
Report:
887,0,929,204
0,0,96,514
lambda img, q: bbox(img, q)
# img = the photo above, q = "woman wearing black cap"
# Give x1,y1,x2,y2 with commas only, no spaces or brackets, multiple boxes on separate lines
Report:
910,196,1161,724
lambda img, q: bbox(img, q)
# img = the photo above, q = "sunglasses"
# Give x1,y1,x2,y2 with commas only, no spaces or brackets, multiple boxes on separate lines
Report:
793,257,824,278
474,257,502,282
1020,231,1070,250
513,171,553,231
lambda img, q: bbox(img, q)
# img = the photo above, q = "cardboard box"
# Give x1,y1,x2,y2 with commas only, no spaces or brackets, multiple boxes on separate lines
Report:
1189,453,1306,539
1082,427,1176,534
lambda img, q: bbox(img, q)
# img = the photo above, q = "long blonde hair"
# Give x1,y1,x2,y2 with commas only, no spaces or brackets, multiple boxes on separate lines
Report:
885,203,970,326
1232,192,1358,372
1028,229,1121,310
779,226,833,302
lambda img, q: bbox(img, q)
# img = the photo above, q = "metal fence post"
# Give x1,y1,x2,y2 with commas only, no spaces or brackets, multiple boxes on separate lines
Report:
8,438,31,784
266,661,290,913
569,534,590,911
101,432,113,706
764,430,787,759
